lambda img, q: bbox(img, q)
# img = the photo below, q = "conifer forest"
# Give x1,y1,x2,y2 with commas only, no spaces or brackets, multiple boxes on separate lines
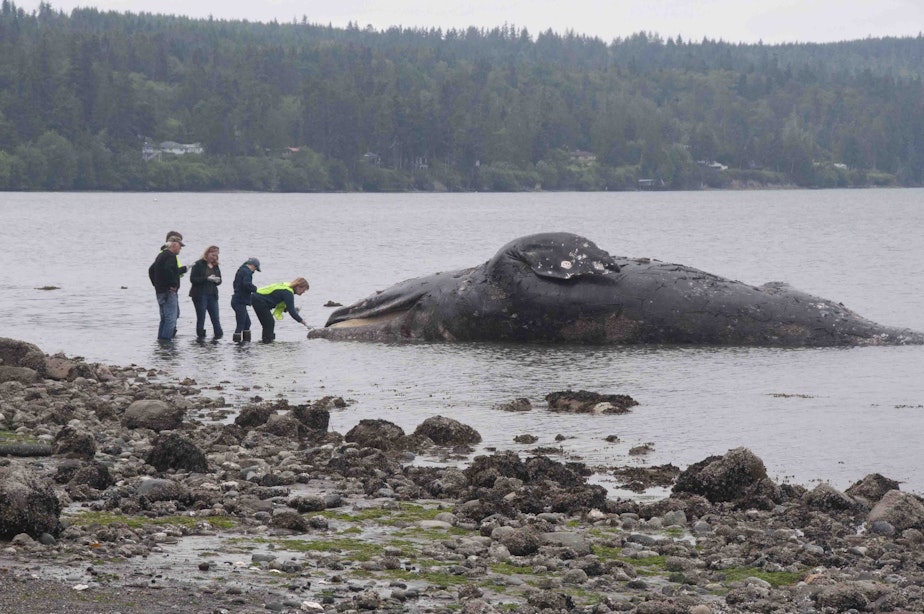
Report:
2,2,923,191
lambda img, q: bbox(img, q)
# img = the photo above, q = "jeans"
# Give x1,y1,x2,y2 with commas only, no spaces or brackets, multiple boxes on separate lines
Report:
231,298,252,333
156,291,179,340
194,294,223,337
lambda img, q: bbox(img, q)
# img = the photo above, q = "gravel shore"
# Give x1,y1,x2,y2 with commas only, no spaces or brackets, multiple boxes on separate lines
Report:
2,337,924,614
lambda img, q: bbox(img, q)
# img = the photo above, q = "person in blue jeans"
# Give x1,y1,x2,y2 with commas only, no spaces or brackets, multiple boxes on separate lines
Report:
231,257,261,342
150,237,184,340
189,245,223,339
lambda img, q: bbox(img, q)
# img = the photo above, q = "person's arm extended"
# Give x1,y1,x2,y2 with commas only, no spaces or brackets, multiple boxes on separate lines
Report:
283,292,304,323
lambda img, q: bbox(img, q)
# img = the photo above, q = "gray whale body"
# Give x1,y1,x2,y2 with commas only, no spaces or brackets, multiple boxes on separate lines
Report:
309,232,924,346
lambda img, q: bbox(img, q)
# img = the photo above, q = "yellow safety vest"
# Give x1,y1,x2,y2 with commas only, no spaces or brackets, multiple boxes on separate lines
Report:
257,283,294,320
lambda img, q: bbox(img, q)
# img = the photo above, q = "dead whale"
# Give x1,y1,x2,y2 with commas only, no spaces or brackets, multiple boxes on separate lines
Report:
308,232,924,346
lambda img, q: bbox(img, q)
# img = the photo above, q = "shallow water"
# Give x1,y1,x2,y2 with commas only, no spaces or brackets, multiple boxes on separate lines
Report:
3,189,923,493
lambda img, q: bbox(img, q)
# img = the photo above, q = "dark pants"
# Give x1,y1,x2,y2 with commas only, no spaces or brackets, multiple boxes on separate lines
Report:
253,300,276,342
231,298,252,333
193,293,222,337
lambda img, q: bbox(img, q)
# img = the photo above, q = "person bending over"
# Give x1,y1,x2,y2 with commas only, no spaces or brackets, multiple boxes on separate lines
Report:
252,277,309,342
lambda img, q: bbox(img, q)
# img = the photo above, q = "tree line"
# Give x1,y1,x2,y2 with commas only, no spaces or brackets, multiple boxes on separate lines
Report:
1,1,923,191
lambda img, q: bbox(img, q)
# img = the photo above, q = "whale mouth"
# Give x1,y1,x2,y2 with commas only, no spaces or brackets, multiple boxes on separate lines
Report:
325,288,427,328
328,310,405,329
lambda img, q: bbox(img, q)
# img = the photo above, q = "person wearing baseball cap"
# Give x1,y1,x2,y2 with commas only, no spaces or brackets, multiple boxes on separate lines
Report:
149,231,187,339
149,235,185,341
231,257,261,342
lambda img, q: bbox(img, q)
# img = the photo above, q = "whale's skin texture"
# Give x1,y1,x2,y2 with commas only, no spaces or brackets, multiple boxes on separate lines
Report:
308,233,924,346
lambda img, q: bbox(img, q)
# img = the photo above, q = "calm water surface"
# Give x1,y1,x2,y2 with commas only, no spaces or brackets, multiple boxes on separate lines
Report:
3,190,923,494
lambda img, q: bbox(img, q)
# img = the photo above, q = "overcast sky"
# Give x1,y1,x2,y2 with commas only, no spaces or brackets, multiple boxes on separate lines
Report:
20,0,924,44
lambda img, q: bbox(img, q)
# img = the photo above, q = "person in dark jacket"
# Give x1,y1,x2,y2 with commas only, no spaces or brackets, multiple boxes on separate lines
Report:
150,237,184,341
231,257,261,343
252,277,310,342
189,245,223,339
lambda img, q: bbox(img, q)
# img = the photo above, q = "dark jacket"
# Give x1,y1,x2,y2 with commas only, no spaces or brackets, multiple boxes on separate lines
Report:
151,249,182,294
231,264,258,305
252,287,304,323
189,260,222,298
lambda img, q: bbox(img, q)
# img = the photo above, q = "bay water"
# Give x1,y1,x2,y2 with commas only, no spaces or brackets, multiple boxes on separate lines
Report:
3,189,923,495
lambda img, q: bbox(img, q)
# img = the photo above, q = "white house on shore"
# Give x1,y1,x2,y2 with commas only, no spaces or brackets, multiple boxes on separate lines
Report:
142,141,205,161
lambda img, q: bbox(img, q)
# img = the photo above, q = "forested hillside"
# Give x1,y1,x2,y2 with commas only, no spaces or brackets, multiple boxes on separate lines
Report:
1,1,923,191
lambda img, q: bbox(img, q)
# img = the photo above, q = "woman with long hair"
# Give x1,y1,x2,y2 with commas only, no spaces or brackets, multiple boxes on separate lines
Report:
188,245,223,339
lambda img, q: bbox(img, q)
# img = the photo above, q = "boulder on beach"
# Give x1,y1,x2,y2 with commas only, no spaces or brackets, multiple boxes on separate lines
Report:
122,399,185,431
846,473,900,503
135,477,189,503
0,365,38,384
459,451,606,518
413,415,482,446
291,403,331,431
545,390,638,414
803,483,857,511
345,419,408,451
0,464,62,539
494,398,533,412
260,413,307,438
64,461,115,492
51,424,97,459
672,447,782,509
0,337,46,372
867,490,924,531
0,339,99,382
145,433,208,473
234,404,275,428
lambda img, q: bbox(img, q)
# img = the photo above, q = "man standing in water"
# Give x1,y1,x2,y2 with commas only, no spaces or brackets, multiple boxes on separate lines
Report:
150,236,185,341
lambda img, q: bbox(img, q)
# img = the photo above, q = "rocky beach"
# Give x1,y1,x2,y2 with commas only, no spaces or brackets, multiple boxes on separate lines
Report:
1,336,923,614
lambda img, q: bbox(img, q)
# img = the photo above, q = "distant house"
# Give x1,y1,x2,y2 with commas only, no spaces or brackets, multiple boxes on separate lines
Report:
638,178,667,190
569,149,597,164
142,140,204,161
361,152,381,166
697,159,728,171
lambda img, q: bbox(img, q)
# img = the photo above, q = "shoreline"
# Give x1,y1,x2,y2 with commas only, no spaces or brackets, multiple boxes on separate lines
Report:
2,337,924,613
4,183,918,195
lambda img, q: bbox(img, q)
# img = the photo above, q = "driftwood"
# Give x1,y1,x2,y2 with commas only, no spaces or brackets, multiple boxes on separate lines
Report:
0,443,53,457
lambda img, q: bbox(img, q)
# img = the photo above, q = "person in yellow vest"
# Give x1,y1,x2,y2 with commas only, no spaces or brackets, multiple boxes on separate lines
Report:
252,277,310,342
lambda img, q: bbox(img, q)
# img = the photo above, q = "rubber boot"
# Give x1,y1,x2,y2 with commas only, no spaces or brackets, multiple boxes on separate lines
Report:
214,330,223,340
196,328,206,339
233,333,242,343
242,330,252,342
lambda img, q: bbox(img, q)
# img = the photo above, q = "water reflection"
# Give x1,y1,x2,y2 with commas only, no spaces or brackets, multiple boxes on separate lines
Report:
151,339,182,364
